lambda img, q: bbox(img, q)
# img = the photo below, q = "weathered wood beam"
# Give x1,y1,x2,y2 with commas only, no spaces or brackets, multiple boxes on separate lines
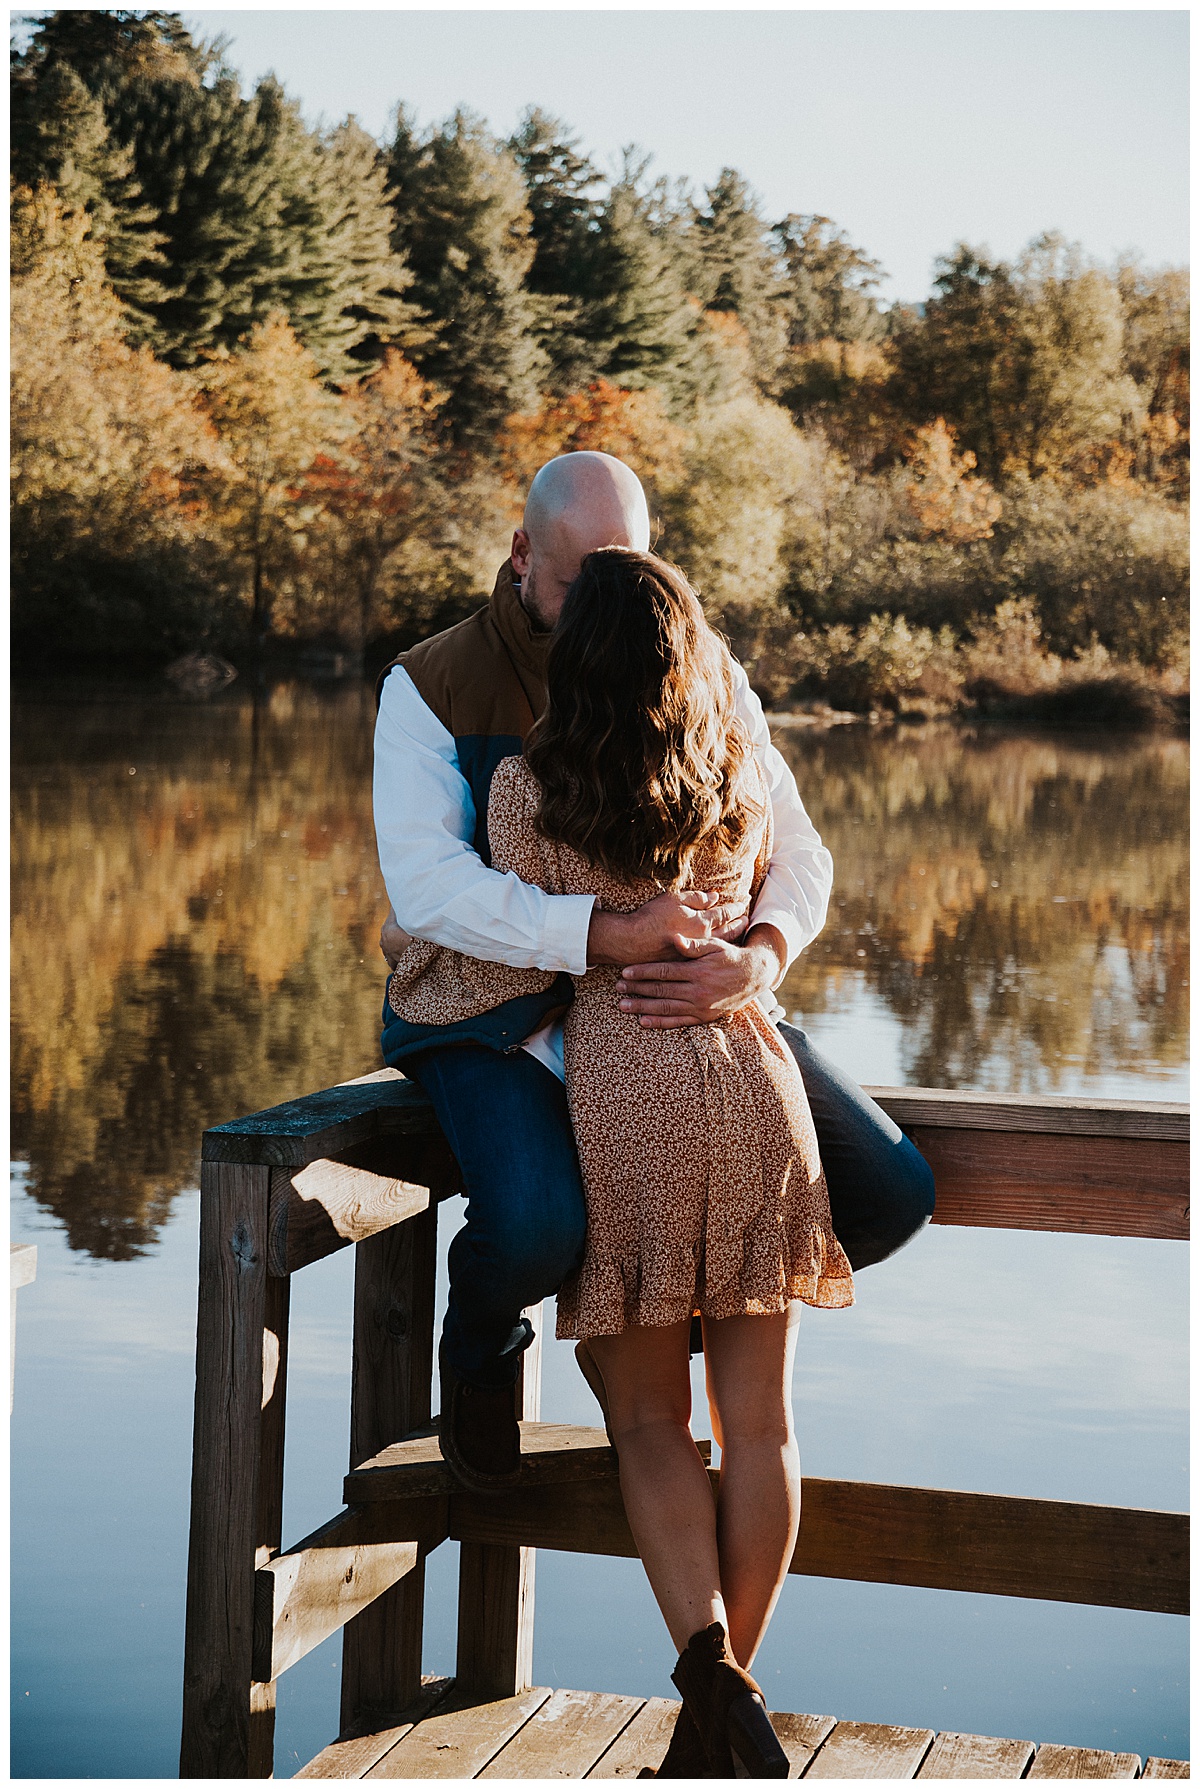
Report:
864,1085,1187,1142
345,1420,627,1503
455,1304,543,1701
340,1203,439,1733
910,1127,1188,1239
203,1069,437,1169
267,1133,462,1276
180,1163,286,1778
375,1464,1185,1616
253,1498,449,1682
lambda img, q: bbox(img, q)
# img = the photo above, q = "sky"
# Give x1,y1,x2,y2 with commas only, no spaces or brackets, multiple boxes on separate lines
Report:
169,7,1191,302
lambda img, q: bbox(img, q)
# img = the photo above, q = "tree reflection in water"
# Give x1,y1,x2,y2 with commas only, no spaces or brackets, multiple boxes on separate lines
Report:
11,687,1187,1260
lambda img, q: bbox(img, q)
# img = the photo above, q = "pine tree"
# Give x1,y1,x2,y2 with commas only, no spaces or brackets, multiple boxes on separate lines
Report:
579,158,702,407
387,108,544,449
688,169,788,391
507,106,603,389
773,214,887,345
11,41,168,327
14,12,419,376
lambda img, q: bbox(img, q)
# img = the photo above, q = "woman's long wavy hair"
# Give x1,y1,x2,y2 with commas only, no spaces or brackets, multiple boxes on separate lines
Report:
524,548,761,886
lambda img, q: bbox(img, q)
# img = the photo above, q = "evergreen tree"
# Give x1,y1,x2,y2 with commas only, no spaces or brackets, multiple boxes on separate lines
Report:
507,106,603,388
11,41,167,324
13,12,418,376
579,157,702,407
387,107,544,448
890,244,1027,478
773,213,887,344
687,169,789,391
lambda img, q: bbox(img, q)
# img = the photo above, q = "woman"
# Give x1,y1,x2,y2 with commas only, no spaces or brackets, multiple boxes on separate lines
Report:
388,549,853,1778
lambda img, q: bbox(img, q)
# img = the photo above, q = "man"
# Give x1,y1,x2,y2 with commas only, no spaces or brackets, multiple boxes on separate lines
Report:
373,451,933,1492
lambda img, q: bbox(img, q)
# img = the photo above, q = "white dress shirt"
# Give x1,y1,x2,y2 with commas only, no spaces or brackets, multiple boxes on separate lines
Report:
373,660,833,1080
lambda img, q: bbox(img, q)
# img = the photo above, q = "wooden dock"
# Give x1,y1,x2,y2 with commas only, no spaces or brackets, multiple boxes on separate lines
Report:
296,1678,1189,1779
178,1026,1190,1780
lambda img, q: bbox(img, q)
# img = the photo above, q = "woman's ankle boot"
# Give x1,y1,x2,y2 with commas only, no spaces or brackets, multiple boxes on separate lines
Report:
669,1621,789,1778
638,1702,710,1778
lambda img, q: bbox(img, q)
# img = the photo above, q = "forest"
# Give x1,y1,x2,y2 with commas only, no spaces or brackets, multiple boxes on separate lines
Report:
10,10,1190,715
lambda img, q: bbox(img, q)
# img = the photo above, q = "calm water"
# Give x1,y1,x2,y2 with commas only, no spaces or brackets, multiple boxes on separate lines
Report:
10,681,1189,1776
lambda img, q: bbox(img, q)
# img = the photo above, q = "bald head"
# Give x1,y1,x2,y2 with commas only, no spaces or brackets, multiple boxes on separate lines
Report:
512,451,651,629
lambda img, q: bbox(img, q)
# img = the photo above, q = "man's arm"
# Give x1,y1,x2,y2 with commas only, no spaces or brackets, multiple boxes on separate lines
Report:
616,662,833,1026
374,668,747,974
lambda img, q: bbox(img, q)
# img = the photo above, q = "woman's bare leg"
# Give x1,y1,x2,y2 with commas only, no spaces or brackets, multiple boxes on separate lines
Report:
586,1319,725,1650
702,1305,802,1668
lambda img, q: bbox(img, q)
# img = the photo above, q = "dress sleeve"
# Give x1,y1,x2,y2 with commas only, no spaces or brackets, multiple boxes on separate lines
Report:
486,758,567,896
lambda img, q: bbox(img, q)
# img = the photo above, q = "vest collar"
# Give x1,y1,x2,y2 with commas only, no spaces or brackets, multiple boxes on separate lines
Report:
489,560,551,694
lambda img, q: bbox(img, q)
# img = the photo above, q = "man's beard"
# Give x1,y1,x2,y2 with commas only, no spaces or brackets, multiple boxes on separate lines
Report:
517,569,554,633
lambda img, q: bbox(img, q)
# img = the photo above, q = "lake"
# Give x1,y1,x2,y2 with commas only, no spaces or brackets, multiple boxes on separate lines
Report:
10,679,1188,1777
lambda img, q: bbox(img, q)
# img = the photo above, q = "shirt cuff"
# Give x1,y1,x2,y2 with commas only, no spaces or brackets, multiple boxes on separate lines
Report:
747,902,808,984
540,892,597,977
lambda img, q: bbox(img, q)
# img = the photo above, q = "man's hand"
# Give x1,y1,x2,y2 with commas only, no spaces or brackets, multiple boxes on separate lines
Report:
615,923,787,1028
588,889,748,968
380,908,413,969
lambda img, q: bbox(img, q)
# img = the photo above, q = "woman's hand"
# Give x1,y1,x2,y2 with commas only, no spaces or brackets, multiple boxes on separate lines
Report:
587,888,748,967
615,924,787,1026
379,908,413,968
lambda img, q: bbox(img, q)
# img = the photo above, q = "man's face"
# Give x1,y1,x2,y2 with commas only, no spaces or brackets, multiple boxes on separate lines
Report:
510,519,639,630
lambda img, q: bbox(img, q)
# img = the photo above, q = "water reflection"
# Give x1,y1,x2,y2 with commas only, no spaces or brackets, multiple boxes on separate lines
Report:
775,723,1188,1094
11,688,1188,1261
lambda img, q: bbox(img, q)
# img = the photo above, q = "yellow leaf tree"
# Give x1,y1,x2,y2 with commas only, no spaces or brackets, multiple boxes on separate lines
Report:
193,312,347,650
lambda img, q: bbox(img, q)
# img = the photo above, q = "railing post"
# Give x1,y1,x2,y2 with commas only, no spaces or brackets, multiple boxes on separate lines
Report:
454,1301,543,1700
180,1163,289,1778
339,1201,439,1732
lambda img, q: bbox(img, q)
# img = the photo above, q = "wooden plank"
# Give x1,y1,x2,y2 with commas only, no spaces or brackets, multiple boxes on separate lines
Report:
180,1162,277,1778
456,1303,543,1700
443,1473,1185,1615
791,1478,1188,1615
585,1698,679,1778
479,1687,644,1778
862,1083,1188,1142
364,1686,552,1778
268,1129,463,1276
1027,1744,1141,1778
346,1420,623,1503
771,1710,838,1774
1142,1761,1191,1780
249,1270,290,1775
203,1073,439,1169
341,1204,440,1735
917,1731,1036,1777
913,1126,1188,1241
805,1719,936,1778
254,1505,421,1681
294,1676,454,1779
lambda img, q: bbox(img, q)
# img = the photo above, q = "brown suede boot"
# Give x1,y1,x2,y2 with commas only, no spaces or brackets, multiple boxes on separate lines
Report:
637,1703,711,1778
670,1621,788,1778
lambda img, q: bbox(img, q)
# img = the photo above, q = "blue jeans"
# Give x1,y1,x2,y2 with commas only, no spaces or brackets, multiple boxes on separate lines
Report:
401,1022,934,1389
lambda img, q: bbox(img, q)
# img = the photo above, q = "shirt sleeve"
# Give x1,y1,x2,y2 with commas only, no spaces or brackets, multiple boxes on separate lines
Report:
372,667,596,973
729,659,833,980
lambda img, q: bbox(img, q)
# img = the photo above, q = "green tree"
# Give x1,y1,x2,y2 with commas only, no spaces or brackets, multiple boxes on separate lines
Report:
687,168,788,391
890,244,1028,478
507,105,603,389
388,107,543,448
578,156,702,407
773,214,887,344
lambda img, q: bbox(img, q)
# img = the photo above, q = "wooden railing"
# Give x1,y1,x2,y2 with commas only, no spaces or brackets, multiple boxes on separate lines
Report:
179,1027,1189,1777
